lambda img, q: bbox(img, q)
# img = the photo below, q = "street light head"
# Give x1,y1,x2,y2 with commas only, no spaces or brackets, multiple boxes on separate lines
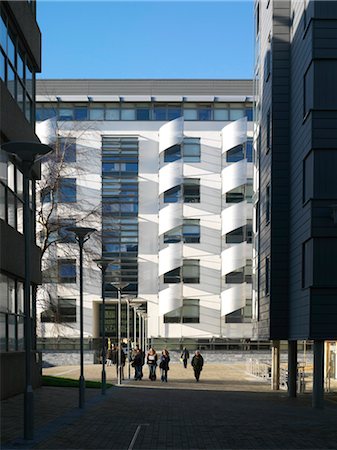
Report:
1,141,53,162
66,226,97,239
111,281,130,290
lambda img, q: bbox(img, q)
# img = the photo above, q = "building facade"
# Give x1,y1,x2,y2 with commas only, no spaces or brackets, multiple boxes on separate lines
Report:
36,79,254,346
0,0,42,399
253,0,337,400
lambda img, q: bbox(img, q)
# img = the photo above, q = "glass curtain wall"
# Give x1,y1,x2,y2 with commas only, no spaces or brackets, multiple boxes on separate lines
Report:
101,136,139,298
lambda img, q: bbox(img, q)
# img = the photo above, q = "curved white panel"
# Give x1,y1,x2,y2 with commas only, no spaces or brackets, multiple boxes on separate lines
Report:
159,117,184,153
221,117,247,153
221,242,247,276
159,203,183,235
222,159,247,195
221,284,247,316
36,117,58,145
159,284,183,315
159,160,183,194
221,201,247,236
158,243,182,276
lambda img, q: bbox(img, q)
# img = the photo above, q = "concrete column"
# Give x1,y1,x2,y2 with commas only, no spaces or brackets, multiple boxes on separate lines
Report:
271,340,280,390
312,340,324,409
288,340,297,397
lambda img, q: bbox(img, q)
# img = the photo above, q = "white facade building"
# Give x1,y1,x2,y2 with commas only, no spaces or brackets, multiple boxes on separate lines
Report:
35,79,254,346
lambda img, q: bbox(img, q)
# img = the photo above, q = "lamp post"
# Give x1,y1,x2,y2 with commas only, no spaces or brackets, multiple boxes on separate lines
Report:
93,259,109,395
111,281,129,385
1,142,53,440
67,226,96,408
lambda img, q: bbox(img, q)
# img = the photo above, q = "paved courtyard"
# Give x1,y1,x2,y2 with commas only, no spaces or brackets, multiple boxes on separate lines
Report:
1,362,337,449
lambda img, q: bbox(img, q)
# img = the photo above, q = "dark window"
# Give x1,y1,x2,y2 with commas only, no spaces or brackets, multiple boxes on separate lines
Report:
164,299,200,323
153,105,167,121
58,138,76,163
226,226,245,244
265,257,270,295
198,107,212,121
266,184,271,223
136,108,150,120
58,219,76,243
164,145,181,163
183,138,200,162
58,259,76,283
183,219,200,243
182,259,200,283
41,298,76,323
164,226,181,243
41,187,51,203
167,105,181,120
226,268,244,284
246,139,253,162
74,107,88,121
245,108,253,121
164,267,180,283
183,179,200,203
266,110,271,152
164,186,181,203
227,145,244,163
58,178,76,203
226,186,244,203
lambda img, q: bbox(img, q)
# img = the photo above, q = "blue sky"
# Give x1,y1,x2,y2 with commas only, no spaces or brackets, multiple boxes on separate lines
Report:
37,1,254,79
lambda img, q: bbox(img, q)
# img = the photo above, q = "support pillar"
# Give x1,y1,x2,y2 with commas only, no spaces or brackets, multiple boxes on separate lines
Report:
288,340,297,397
312,340,324,409
271,340,280,390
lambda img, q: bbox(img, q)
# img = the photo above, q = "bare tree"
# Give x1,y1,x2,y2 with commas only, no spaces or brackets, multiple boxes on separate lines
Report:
36,118,102,337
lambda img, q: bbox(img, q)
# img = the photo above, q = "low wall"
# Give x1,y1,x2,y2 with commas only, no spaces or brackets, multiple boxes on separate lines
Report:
42,351,96,368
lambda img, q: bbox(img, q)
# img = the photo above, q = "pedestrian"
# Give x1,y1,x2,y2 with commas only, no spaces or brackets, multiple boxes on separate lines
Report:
180,347,190,368
106,345,113,366
159,349,170,382
116,346,126,380
191,350,204,382
132,348,143,381
146,347,158,381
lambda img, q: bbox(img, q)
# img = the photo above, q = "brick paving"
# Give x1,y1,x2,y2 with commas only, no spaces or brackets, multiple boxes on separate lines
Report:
1,362,337,449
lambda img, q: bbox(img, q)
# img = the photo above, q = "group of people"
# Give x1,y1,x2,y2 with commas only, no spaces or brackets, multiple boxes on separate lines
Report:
130,347,204,383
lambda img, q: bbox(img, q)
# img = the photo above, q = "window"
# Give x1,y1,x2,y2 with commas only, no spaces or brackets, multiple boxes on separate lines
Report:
183,138,200,162
59,108,74,121
164,145,181,163
182,259,200,283
164,186,181,203
58,178,76,203
58,138,76,163
164,299,200,323
226,186,244,203
227,145,244,163
265,257,270,295
226,226,245,244
153,104,167,121
41,298,76,323
58,259,76,283
163,267,180,284
266,184,271,223
89,106,104,120
163,219,200,244
226,268,244,284
58,219,77,243
214,104,229,120
74,107,88,121
183,219,200,243
266,109,271,152
183,179,200,203
225,298,252,323
246,139,253,162
136,106,150,120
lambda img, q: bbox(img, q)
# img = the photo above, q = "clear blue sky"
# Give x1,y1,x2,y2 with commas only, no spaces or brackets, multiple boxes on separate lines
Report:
37,1,254,79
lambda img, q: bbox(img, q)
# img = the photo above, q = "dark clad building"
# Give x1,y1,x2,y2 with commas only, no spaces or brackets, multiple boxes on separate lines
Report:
0,0,42,399
253,0,337,405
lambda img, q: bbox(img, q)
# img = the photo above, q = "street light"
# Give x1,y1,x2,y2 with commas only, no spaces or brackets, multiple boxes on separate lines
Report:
1,141,53,440
110,281,129,385
93,259,109,395
67,226,96,408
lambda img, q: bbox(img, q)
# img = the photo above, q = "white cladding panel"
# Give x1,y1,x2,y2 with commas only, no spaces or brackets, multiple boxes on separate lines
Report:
159,116,184,153
222,117,247,153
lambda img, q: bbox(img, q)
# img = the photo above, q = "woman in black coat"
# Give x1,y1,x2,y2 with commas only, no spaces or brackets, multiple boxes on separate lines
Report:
159,349,170,382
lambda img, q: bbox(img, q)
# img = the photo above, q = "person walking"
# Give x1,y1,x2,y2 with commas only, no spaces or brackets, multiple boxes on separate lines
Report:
180,347,190,368
132,348,143,381
146,347,158,381
159,349,170,382
191,350,204,382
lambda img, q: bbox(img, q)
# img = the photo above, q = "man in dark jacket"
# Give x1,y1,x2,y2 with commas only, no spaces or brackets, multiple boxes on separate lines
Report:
180,347,190,368
191,350,204,382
